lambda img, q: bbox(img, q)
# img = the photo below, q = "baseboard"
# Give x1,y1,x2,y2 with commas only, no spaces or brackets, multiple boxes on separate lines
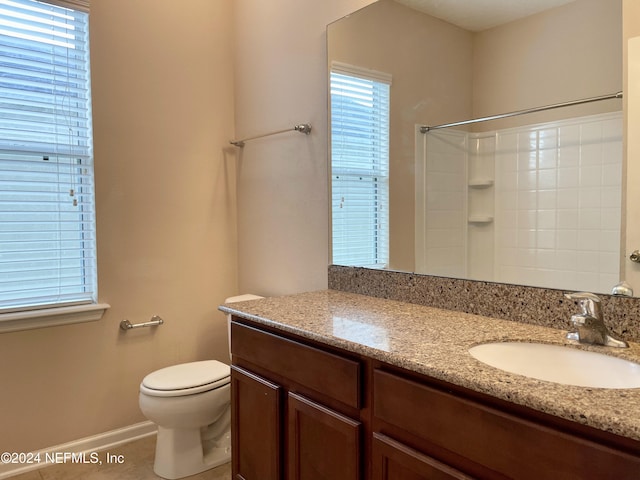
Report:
0,421,156,479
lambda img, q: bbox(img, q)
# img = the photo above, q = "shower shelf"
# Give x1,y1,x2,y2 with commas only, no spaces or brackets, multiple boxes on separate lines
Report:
468,179,494,188
468,215,494,224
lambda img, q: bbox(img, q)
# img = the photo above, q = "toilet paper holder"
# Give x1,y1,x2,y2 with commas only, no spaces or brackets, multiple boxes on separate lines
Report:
120,315,164,331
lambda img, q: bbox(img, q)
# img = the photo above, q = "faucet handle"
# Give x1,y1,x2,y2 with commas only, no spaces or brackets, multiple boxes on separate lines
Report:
564,292,601,318
563,292,628,348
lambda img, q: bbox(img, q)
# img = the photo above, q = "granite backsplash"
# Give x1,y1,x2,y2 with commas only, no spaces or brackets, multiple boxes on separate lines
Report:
328,265,640,343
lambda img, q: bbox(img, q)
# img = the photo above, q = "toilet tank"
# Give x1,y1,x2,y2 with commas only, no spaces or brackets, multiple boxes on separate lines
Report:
224,294,263,358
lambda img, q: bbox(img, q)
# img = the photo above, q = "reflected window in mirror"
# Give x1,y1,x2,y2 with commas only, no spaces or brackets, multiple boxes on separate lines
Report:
330,63,391,268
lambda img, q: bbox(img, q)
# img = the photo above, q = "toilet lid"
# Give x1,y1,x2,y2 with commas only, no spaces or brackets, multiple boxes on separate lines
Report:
141,360,230,391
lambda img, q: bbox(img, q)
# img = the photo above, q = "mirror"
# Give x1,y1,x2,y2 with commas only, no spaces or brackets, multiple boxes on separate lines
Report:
328,0,626,295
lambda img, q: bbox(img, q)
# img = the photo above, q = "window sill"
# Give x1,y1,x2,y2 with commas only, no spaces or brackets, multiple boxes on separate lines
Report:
0,303,110,334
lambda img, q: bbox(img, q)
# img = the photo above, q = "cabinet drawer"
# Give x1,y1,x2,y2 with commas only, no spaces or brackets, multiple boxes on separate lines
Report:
373,369,640,480
231,321,361,408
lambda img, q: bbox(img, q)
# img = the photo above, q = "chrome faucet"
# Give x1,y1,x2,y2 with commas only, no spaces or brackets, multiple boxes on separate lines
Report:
564,292,628,348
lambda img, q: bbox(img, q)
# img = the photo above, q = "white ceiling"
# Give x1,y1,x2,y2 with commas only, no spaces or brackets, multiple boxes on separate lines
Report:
395,0,577,32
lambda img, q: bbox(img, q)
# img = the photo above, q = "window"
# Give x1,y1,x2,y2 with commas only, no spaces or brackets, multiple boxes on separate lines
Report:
330,63,390,268
0,0,103,329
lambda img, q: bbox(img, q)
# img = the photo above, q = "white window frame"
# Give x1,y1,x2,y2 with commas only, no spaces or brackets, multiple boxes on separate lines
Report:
330,62,391,268
0,0,108,332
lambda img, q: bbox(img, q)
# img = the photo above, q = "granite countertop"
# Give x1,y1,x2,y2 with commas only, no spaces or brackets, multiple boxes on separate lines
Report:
219,289,640,442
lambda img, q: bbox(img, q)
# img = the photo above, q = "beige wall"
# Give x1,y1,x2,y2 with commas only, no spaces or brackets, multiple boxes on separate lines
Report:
473,0,622,131
0,0,237,453
234,0,374,295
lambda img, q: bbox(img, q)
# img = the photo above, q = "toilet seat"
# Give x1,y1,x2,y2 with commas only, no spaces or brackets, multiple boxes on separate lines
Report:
140,360,230,397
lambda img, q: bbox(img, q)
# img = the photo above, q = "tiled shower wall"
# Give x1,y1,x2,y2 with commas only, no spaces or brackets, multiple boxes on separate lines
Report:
493,112,622,293
420,112,623,294
417,130,467,277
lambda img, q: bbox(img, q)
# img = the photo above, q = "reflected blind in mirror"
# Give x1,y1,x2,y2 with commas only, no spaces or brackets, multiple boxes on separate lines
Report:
330,63,390,268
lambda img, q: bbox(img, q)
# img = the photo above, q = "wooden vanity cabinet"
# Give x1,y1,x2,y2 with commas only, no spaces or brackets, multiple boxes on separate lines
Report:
230,317,640,480
230,319,363,480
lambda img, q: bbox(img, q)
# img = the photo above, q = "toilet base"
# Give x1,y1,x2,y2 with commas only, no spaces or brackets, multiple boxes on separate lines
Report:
153,424,231,480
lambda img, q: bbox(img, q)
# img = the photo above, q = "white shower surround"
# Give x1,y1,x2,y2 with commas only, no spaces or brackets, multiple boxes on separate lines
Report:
416,111,623,294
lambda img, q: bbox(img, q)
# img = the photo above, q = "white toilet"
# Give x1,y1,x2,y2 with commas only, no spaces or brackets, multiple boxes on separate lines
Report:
139,294,263,480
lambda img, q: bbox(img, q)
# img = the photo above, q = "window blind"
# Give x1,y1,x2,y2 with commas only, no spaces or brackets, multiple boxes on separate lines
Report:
330,64,390,268
0,0,95,312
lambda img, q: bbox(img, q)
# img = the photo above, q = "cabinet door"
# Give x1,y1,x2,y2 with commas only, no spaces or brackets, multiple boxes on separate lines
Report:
231,366,282,480
372,433,475,480
288,392,361,480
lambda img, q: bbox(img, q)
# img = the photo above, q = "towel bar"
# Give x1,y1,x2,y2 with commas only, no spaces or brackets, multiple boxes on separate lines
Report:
120,315,164,331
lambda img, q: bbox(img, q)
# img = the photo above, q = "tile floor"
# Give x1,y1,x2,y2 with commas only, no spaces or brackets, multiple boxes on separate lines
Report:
8,435,231,480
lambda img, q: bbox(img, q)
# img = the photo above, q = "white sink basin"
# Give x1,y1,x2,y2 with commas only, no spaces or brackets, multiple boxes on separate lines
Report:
469,342,640,389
